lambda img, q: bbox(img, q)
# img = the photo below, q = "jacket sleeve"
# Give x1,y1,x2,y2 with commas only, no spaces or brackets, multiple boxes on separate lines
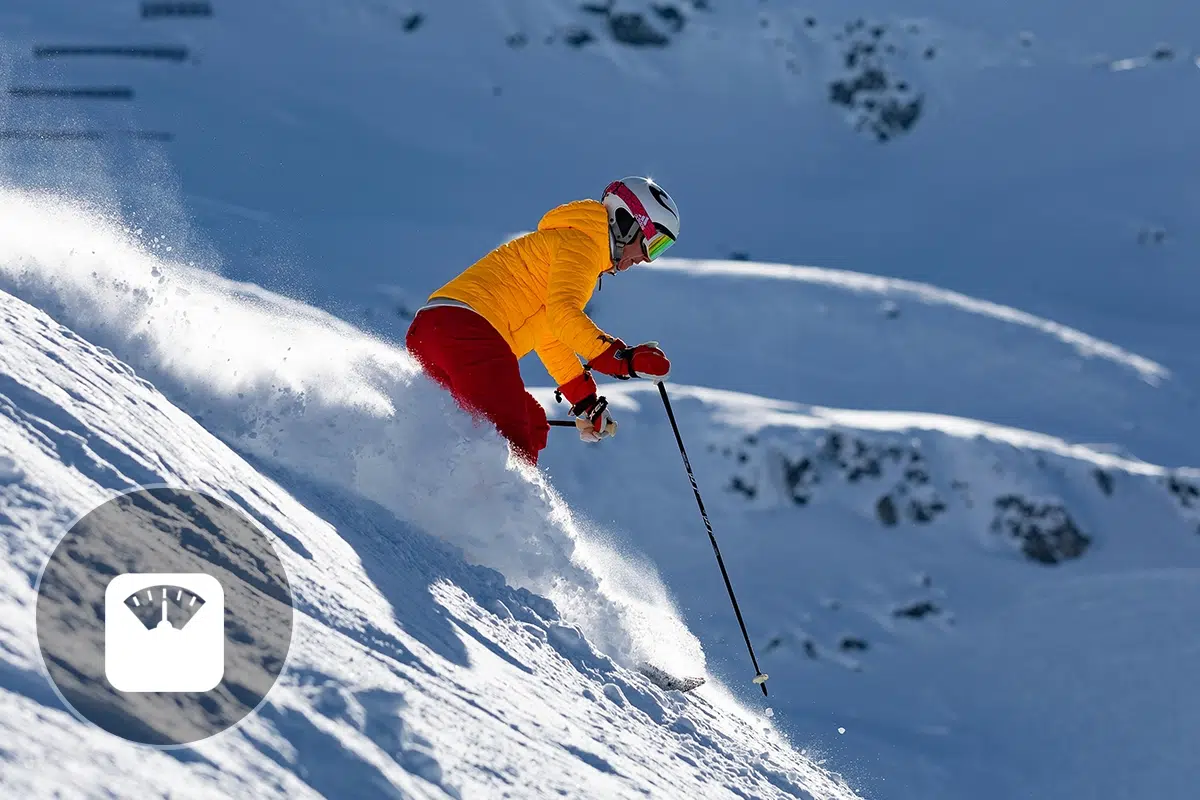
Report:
544,228,614,362
535,331,586,388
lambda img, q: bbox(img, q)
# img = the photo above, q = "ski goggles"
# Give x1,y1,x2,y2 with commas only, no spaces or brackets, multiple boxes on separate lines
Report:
605,180,677,261
642,228,675,261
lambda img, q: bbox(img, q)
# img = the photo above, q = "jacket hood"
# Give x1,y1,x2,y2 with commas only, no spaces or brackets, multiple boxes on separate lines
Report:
537,199,611,246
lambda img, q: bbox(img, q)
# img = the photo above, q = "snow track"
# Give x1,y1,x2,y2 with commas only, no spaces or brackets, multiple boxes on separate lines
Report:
646,259,1169,384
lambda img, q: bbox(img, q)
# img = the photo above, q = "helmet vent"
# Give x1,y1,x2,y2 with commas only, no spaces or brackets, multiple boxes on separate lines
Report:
613,207,638,242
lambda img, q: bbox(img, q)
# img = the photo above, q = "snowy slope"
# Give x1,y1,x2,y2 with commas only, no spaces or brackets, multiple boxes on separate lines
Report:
5,181,1200,799
0,279,856,798
2,0,1200,798
3,0,1200,384
539,380,1200,796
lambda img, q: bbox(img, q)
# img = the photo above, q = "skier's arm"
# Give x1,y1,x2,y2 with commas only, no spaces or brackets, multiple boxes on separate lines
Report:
545,229,614,363
534,332,586,388
538,331,615,441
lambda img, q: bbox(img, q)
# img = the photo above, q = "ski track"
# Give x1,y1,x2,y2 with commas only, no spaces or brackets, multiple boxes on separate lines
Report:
645,259,1169,385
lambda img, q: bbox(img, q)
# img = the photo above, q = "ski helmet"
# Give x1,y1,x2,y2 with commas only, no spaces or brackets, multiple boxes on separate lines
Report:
602,176,680,261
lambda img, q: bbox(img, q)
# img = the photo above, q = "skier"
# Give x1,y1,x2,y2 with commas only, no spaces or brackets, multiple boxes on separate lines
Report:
405,176,680,466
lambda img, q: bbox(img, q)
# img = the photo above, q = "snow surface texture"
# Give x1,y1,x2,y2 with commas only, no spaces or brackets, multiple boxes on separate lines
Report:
2,0,1200,797
0,255,855,798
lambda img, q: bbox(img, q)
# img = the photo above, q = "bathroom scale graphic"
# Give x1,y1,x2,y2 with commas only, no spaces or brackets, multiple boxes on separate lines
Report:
105,573,224,693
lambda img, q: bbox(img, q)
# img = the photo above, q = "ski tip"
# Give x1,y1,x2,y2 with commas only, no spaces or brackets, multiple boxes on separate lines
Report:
673,676,707,693
637,663,707,693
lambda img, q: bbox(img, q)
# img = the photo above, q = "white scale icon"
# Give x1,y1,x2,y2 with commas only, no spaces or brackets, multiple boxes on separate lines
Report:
105,573,225,693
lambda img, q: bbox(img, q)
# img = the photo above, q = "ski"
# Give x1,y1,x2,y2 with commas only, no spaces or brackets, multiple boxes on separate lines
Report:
637,663,706,693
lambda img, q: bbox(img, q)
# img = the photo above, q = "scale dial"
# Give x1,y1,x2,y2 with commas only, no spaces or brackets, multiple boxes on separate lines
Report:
123,585,208,630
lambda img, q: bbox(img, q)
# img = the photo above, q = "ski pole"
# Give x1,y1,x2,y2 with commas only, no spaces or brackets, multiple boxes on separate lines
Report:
657,381,769,696
548,419,577,427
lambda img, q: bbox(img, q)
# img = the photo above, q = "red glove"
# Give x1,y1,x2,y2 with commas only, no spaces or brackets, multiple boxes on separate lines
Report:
556,372,616,442
587,339,671,382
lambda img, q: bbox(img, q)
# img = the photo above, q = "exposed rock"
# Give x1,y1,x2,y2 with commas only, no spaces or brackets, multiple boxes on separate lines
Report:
872,95,923,141
1164,472,1200,533
893,600,939,619
991,495,1091,564
1137,227,1167,246
909,496,946,524
652,4,686,33
726,430,946,523
825,19,926,143
730,476,756,499
876,495,898,526
1165,473,1200,507
1093,468,1114,496
609,12,670,46
904,465,929,485
1152,43,1174,61
563,26,595,48
830,68,888,106
781,455,817,505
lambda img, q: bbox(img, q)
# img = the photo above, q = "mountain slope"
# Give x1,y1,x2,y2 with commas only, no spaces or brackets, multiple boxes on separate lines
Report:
5,182,1200,798
3,0,1200,381
0,284,858,799
538,379,1200,799
2,0,1200,797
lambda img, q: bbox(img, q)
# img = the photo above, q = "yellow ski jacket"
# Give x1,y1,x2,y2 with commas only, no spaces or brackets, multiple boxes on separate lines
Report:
427,199,616,386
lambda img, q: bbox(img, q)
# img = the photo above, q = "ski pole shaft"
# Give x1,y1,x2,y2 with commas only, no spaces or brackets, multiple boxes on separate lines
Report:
548,419,577,427
658,382,769,696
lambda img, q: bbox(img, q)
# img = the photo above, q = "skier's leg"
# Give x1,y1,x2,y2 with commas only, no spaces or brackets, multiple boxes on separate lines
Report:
449,351,543,465
524,391,550,457
404,309,454,391
407,306,544,464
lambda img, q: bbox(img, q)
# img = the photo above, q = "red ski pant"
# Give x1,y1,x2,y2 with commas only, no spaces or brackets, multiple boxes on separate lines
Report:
405,305,550,465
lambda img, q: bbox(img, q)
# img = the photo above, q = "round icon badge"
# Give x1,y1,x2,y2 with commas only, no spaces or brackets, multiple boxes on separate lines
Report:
35,486,294,747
